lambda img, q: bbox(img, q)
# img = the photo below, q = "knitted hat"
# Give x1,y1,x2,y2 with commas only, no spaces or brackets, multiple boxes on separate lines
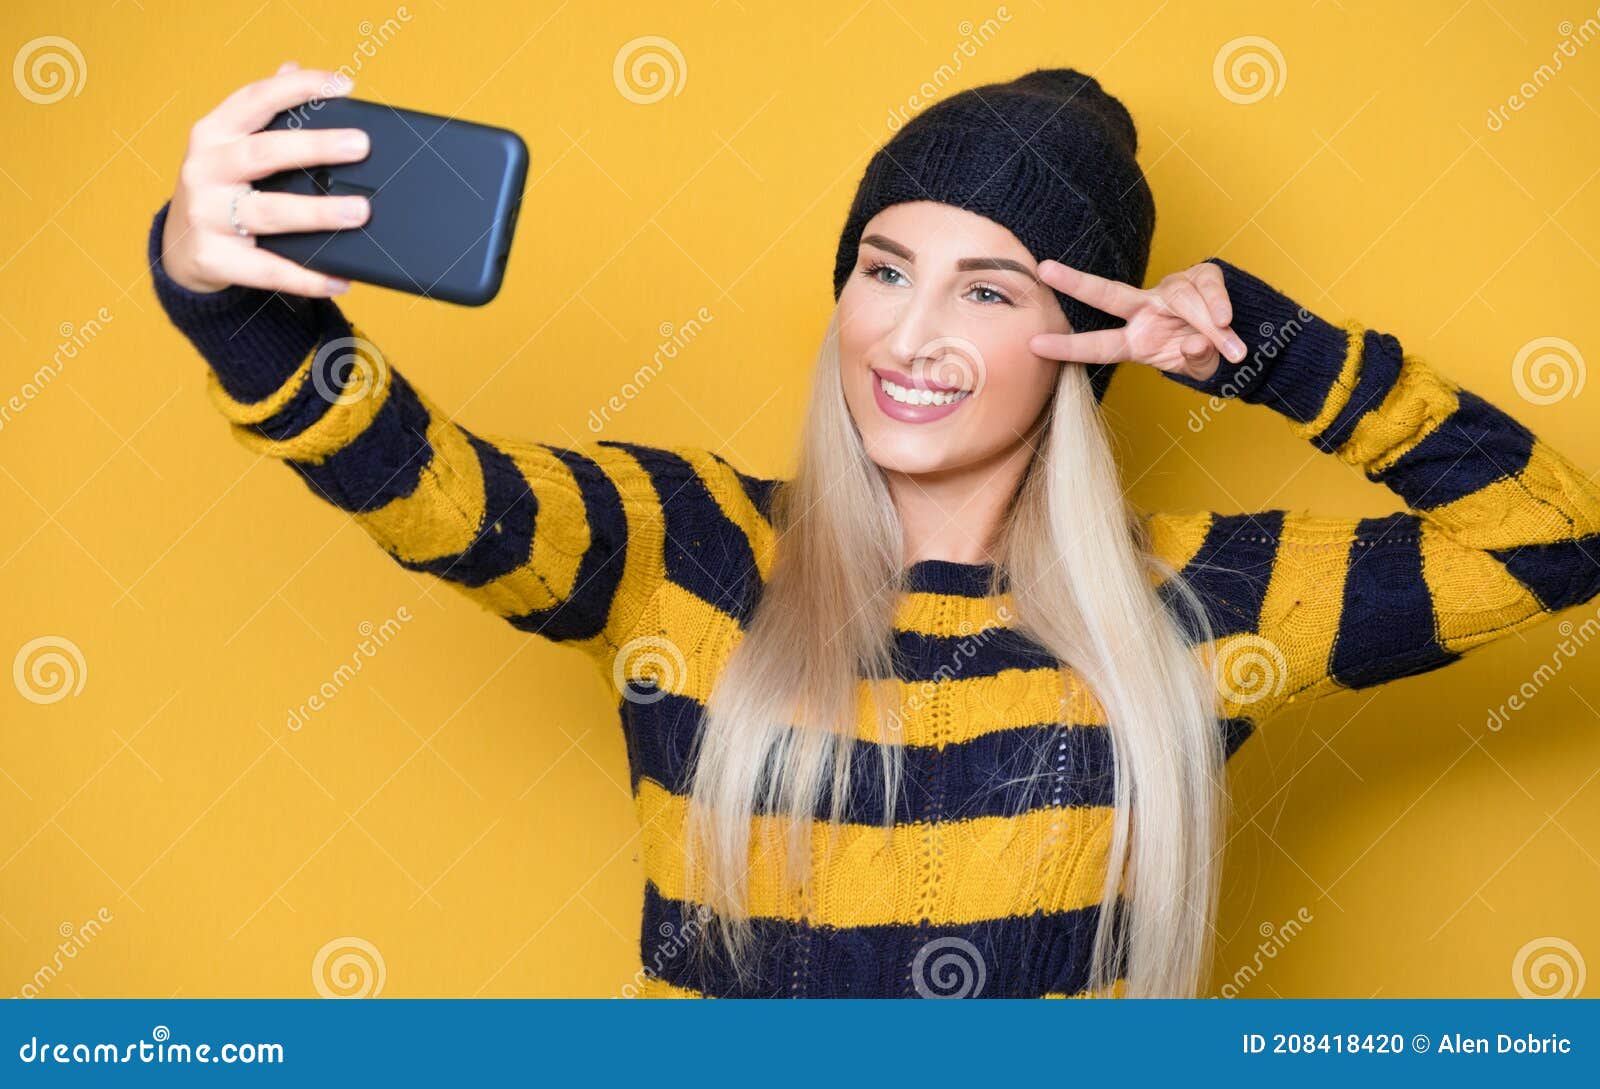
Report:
832,67,1155,403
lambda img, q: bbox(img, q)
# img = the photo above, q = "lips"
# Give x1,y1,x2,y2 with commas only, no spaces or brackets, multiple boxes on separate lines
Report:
870,366,968,393
871,368,974,424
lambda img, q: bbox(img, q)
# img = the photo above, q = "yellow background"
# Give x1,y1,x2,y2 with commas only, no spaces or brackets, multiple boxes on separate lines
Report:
3,0,1599,998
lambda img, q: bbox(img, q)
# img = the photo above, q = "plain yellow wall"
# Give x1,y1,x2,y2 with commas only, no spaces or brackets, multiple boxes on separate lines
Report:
3,0,1598,998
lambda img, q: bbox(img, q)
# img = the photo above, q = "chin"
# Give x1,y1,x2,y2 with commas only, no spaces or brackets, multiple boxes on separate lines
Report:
859,431,964,476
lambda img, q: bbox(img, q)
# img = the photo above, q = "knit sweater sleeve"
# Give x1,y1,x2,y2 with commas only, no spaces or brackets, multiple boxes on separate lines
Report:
146,201,771,667
1150,257,1600,731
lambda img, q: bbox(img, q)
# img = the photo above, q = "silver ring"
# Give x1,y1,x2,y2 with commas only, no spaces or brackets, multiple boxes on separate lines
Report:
228,185,256,238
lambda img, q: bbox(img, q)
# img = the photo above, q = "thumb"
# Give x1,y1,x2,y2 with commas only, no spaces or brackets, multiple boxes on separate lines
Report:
1180,331,1214,359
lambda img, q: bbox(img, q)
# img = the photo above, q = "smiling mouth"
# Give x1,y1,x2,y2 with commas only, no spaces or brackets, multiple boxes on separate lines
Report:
875,372,973,407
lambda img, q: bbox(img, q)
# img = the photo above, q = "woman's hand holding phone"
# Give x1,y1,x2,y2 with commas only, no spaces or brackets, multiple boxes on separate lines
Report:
159,60,372,297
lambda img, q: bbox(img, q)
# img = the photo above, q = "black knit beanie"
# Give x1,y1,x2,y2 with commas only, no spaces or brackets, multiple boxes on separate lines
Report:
832,67,1155,404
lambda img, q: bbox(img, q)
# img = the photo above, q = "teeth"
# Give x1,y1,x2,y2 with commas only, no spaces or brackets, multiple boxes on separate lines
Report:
878,375,972,406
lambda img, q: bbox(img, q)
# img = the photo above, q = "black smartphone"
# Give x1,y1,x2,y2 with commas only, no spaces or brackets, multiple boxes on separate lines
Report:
254,96,528,306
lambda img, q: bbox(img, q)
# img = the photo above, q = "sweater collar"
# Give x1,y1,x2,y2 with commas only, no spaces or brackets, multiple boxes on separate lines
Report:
901,559,1008,598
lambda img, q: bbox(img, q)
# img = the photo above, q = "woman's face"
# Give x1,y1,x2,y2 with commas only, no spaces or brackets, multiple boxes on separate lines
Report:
836,200,1072,477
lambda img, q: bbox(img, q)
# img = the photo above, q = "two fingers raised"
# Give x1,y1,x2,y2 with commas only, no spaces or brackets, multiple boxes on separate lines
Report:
1028,259,1247,374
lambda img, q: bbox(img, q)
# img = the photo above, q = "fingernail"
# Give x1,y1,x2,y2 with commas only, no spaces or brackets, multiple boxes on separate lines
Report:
341,197,369,224
340,130,369,156
328,72,355,94
327,278,351,294
1226,336,1247,361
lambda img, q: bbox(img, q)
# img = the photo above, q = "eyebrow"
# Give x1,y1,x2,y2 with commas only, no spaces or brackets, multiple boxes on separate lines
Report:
859,234,1039,281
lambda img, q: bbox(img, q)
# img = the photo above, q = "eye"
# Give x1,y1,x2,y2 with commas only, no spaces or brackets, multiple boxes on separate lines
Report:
967,281,1014,306
860,260,905,286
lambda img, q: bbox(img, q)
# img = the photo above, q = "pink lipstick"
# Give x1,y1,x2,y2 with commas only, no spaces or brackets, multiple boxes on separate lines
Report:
870,367,975,424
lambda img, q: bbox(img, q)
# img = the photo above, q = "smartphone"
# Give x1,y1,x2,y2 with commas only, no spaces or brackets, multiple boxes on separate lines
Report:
254,96,528,306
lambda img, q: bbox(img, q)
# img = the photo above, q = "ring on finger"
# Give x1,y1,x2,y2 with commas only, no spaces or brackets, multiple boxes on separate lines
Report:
228,185,257,238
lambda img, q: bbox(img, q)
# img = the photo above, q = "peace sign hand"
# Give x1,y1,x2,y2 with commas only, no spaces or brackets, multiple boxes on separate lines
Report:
1028,260,1250,383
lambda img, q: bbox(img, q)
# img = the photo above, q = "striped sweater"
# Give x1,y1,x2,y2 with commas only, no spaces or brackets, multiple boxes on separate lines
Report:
148,203,1600,998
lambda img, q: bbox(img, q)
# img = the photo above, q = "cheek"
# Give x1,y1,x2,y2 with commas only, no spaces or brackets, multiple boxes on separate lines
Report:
835,289,877,364
835,296,882,416
971,350,1056,432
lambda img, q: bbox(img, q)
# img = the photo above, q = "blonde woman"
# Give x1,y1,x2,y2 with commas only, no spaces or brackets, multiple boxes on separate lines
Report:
150,62,1600,998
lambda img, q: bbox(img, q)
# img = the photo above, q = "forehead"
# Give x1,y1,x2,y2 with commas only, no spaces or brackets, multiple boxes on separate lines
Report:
860,201,1034,262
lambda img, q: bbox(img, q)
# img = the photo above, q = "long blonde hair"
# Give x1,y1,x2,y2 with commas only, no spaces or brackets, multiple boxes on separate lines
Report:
681,306,1228,997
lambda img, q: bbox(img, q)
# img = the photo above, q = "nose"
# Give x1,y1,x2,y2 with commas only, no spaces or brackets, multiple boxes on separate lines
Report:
883,283,947,371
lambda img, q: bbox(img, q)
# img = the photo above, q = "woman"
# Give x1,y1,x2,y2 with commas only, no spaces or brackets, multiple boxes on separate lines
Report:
149,62,1600,998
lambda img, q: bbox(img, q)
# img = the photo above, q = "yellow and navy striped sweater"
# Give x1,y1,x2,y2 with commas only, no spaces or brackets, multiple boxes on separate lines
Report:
149,203,1600,998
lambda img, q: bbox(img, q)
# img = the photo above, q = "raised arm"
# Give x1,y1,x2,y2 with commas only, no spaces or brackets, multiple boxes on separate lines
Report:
151,199,689,664
1152,258,1600,730
145,64,777,670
